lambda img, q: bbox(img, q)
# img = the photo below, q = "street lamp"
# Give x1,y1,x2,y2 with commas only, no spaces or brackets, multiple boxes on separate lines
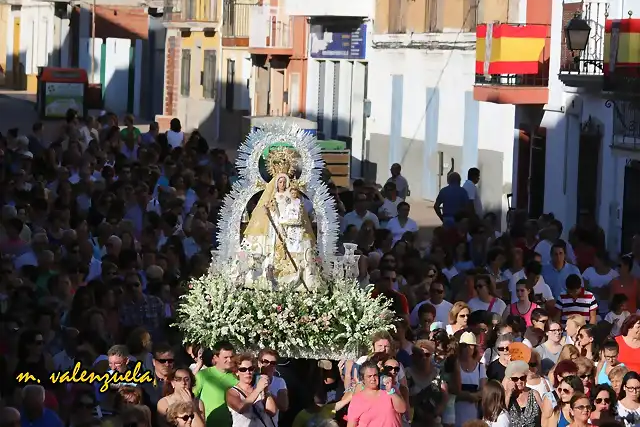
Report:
565,15,592,51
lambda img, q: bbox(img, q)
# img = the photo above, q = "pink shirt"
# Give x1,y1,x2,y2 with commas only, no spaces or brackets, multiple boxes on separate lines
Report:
347,391,401,427
510,302,539,327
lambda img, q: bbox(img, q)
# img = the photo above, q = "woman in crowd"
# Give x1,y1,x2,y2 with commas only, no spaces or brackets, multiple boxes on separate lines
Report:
157,367,205,424
537,320,564,375
566,315,587,346
527,351,552,395
610,255,638,313
503,360,542,426
505,280,538,327
167,401,204,427
481,380,509,427
541,375,584,427
617,371,640,426
577,325,598,362
590,384,617,425
549,346,580,385
447,303,470,337
616,315,640,374
569,393,593,427
455,331,486,427
575,357,595,397
486,333,513,382
346,361,407,427
226,353,276,427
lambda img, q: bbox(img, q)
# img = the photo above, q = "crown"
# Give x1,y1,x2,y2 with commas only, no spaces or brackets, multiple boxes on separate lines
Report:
266,147,297,178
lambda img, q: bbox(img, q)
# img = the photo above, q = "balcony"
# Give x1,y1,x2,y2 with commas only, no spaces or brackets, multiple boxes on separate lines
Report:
163,0,219,29
222,0,256,47
602,19,640,96
285,0,372,18
559,2,607,89
473,23,551,104
249,6,293,56
611,99,640,153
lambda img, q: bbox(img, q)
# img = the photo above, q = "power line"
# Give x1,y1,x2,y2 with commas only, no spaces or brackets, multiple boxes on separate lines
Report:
398,0,480,164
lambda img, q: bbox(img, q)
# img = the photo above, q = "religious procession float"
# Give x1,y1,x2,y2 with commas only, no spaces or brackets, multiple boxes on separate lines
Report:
176,121,394,360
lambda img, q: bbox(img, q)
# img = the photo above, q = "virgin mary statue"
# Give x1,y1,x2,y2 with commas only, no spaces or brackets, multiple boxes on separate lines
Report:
242,168,316,284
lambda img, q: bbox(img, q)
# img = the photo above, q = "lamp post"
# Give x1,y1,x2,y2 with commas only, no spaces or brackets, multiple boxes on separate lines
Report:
565,14,592,52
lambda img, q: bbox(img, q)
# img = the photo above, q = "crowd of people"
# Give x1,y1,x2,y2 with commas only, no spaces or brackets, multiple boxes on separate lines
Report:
0,108,639,427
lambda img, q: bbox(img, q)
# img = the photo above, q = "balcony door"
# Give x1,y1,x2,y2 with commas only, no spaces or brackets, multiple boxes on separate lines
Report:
576,131,601,224
622,161,640,253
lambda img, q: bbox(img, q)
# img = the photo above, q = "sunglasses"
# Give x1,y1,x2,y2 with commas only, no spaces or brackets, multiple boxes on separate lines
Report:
558,387,572,395
497,346,509,352
510,375,527,383
595,397,611,404
260,359,277,366
238,366,255,373
156,358,175,364
178,414,195,422
573,405,591,412
579,373,592,380
384,366,401,373
528,362,538,368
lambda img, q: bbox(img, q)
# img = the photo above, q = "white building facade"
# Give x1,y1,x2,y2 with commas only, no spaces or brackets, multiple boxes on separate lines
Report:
365,31,516,215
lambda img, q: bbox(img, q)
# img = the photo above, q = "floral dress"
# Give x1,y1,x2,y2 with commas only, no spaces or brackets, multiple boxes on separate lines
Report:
508,390,541,427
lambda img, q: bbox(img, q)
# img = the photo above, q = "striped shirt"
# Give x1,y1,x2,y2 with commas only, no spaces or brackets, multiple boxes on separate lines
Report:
555,288,598,323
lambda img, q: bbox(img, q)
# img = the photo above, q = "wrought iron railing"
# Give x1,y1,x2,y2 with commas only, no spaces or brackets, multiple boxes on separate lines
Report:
475,23,550,87
560,1,608,76
222,0,255,38
163,0,218,22
608,99,640,150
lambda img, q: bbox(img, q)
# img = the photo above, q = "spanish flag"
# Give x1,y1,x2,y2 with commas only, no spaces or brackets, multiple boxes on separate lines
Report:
604,19,640,76
476,24,548,75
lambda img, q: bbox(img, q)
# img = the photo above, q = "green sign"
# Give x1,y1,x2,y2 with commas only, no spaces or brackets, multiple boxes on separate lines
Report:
44,82,84,118
262,142,294,159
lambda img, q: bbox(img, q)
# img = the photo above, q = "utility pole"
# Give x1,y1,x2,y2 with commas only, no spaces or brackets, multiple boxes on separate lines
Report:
90,0,96,82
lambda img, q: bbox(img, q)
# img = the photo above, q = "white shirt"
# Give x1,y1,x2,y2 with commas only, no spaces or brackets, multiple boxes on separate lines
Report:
379,198,403,224
166,130,184,149
410,299,452,326
535,239,577,265
467,297,507,315
463,180,483,216
341,210,380,233
605,311,631,336
582,267,619,313
386,217,418,244
485,411,510,427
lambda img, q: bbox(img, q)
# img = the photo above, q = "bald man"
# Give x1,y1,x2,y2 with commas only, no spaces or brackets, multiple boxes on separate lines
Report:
0,406,20,425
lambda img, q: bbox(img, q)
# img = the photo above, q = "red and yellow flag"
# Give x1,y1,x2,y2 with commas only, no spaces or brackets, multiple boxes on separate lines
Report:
604,19,640,76
475,24,548,75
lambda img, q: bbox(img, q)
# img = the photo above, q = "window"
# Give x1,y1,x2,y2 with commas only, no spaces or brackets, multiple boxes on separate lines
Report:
180,49,191,97
226,59,235,110
203,49,217,100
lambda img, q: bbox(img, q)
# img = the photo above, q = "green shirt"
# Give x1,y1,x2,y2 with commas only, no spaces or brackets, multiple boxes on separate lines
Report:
194,367,239,427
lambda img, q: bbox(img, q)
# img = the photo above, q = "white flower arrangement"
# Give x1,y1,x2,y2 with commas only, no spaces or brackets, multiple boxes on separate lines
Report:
175,272,395,360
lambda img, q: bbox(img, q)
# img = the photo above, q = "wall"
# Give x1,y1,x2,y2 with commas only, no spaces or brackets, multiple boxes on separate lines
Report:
93,5,149,41
4,2,55,92
0,5,9,86
177,30,220,142
366,32,516,215
220,48,251,144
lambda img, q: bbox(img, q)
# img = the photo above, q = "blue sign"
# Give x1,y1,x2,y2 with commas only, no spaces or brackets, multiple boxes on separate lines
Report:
309,23,367,60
